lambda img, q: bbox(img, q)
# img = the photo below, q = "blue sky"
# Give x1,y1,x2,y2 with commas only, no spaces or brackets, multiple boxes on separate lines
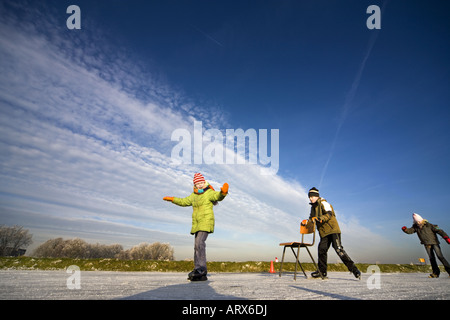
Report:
0,0,449,264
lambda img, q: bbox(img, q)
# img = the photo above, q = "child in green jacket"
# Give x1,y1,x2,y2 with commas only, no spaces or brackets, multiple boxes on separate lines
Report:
402,213,450,278
163,172,228,281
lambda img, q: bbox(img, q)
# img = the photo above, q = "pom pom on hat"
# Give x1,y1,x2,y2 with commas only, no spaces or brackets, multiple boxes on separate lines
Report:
413,213,424,224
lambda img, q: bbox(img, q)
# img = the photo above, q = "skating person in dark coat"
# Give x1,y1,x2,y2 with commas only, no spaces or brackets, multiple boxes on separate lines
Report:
303,187,361,279
402,213,450,278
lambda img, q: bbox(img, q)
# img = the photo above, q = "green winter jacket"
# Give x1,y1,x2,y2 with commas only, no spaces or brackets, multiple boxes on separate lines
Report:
309,197,341,238
403,221,449,245
172,183,227,234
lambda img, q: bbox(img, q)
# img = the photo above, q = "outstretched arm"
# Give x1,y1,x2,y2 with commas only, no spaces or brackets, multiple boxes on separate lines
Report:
163,194,193,207
210,183,229,202
402,225,416,234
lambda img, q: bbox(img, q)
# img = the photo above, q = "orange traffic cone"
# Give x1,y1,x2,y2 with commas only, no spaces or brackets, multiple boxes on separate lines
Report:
269,261,275,273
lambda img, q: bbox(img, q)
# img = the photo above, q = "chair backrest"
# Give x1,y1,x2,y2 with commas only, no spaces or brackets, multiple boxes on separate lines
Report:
300,221,316,245
300,221,315,234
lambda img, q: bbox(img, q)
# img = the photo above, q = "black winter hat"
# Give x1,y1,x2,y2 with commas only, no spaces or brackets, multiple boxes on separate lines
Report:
308,187,319,198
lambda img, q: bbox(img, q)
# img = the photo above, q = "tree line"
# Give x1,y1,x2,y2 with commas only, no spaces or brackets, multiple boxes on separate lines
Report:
1,225,174,260
33,238,174,260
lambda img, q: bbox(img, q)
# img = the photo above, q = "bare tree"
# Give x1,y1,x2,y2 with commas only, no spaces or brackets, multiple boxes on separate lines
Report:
88,243,123,259
0,225,33,256
32,238,65,258
61,238,88,259
128,242,174,261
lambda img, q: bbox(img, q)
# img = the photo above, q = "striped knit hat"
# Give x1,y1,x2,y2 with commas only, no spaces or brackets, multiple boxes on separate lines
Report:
308,187,320,198
193,173,206,185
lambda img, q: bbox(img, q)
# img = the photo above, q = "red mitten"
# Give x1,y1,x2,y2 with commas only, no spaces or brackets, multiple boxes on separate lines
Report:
163,197,174,202
444,236,450,245
402,226,407,231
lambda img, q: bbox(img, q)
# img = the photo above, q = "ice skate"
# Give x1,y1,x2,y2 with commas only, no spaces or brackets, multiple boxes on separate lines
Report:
311,270,327,279
353,268,361,280
188,269,208,281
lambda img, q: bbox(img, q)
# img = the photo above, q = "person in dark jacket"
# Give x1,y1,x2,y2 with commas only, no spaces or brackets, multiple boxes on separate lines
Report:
303,187,361,279
402,213,450,278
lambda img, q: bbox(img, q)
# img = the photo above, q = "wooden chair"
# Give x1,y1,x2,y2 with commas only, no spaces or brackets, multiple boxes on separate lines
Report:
278,220,325,280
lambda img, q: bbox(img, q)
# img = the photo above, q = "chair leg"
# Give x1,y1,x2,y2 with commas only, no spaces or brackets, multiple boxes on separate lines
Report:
306,246,325,279
293,247,298,281
292,246,307,279
279,246,287,277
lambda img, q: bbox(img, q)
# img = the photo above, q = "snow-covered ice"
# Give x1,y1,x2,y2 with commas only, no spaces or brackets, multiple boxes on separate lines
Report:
0,270,448,300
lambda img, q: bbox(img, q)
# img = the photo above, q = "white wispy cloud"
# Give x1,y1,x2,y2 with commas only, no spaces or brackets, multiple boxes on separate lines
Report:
0,2,402,263
319,28,381,189
0,3,303,260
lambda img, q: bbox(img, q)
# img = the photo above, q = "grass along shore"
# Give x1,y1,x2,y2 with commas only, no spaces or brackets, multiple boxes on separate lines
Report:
0,256,445,273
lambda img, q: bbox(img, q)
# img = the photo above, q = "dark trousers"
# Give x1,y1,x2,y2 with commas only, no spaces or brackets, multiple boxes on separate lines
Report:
194,231,208,274
424,244,450,276
318,233,357,273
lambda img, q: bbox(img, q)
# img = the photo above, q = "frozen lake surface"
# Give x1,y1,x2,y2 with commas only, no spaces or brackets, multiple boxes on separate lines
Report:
1,270,449,300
